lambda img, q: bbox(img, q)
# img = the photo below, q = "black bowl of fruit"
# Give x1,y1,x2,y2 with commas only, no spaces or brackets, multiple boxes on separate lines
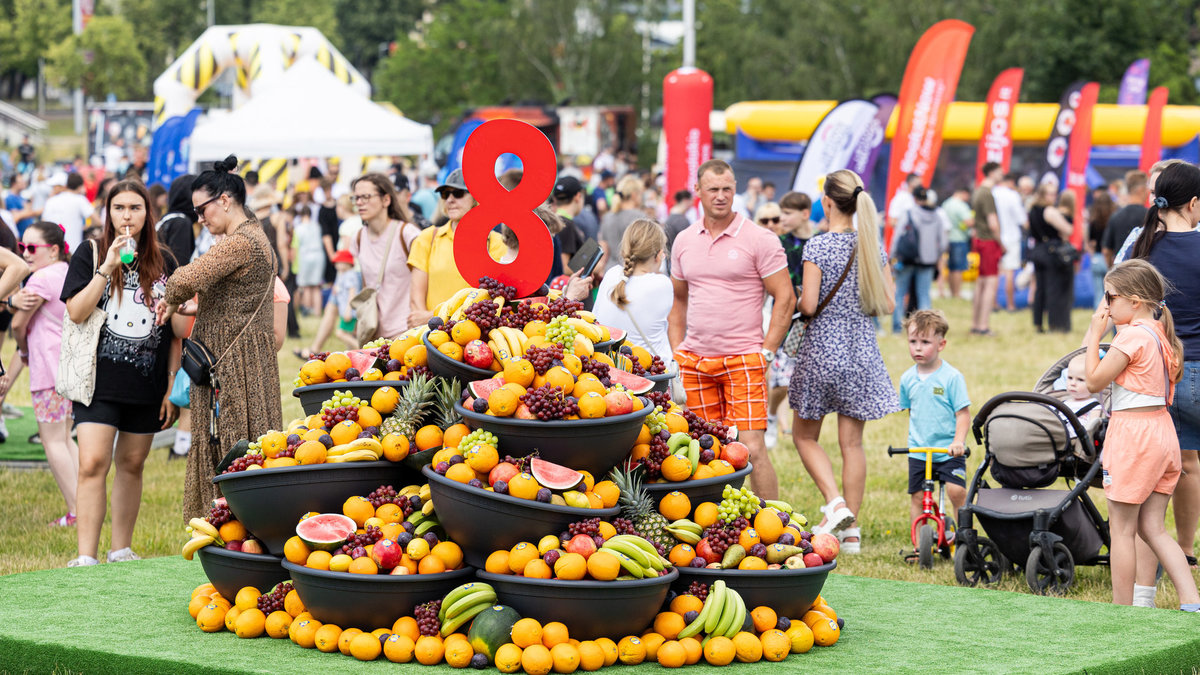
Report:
670,561,836,619
476,568,678,640
196,546,290,601
213,461,417,556
423,466,619,569
642,463,753,509
293,381,405,416
283,561,474,630
423,333,494,383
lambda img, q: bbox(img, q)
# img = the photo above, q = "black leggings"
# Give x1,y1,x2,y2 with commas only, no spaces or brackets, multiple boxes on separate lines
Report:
1032,260,1073,332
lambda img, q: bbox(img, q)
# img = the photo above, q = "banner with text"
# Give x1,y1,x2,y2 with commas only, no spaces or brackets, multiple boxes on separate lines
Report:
1066,82,1099,248
975,68,1023,185
790,99,881,202
1040,80,1086,187
854,94,898,190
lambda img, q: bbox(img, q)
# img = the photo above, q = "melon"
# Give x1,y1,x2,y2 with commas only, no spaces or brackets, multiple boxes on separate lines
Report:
295,513,357,551
346,349,379,374
468,377,506,400
467,605,522,663
605,327,627,343
530,457,585,491
607,368,654,395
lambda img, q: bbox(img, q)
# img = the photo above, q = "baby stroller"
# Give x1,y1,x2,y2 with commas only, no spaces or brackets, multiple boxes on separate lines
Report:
953,346,1111,595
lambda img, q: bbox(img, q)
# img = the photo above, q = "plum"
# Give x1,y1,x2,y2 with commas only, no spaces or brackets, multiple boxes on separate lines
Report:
536,488,552,503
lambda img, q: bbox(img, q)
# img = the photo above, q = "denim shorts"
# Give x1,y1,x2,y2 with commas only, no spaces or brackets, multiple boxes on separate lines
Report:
1171,360,1200,451
947,241,970,272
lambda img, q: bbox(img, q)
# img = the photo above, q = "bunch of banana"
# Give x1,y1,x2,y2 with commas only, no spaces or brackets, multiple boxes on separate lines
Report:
762,500,807,528
436,287,493,322
182,518,224,560
600,534,672,579
566,318,603,343
489,327,528,360
406,484,439,536
665,519,703,545
666,431,702,476
438,582,498,636
574,310,598,323
677,579,746,640
326,438,384,463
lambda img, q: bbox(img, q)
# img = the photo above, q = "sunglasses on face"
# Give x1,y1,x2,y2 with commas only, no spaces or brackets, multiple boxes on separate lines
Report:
17,242,51,254
758,217,780,225
1105,291,1122,305
193,194,220,218
440,189,468,200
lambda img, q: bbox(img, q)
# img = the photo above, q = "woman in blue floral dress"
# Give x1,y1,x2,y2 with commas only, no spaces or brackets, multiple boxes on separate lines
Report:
789,169,899,552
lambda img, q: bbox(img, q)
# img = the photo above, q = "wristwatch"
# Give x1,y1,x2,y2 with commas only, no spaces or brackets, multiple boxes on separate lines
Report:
760,348,775,364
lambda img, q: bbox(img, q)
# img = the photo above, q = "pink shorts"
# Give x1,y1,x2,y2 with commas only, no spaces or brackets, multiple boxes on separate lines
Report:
1102,408,1181,504
32,389,73,424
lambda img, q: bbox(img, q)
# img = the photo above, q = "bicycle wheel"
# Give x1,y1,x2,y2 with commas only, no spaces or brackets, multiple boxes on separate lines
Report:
918,524,934,569
940,516,957,559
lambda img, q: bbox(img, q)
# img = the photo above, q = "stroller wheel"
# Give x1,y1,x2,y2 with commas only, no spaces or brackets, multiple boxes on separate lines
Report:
1025,542,1075,595
918,525,934,569
954,536,1008,586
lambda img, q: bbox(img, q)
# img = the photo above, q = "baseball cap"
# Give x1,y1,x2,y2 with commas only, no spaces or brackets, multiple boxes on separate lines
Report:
600,169,615,180
436,168,468,195
331,249,355,265
47,173,68,188
552,176,583,200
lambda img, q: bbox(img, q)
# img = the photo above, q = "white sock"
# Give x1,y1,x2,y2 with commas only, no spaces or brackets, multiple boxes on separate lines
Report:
1132,584,1157,608
173,430,192,456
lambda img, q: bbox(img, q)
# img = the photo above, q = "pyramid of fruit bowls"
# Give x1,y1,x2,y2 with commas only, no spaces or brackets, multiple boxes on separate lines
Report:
178,276,845,667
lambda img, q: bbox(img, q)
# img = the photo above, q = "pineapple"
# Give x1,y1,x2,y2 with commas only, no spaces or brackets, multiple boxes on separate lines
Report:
611,465,673,554
430,377,463,430
380,372,436,439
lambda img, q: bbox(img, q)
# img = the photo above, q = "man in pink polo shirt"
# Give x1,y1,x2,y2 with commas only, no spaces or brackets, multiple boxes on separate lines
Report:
669,159,795,499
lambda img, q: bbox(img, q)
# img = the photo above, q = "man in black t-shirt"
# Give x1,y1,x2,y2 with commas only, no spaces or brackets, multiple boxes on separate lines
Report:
1101,170,1148,266
552,176,587,273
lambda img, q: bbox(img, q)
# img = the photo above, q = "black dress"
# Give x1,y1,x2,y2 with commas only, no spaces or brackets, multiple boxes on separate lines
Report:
1028,206,1074,332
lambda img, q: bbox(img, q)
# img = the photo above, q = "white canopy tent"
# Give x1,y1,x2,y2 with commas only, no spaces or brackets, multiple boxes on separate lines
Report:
189,60,433,163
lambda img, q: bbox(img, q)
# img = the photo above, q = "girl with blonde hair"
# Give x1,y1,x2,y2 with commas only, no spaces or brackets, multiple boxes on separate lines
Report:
593,219,674,371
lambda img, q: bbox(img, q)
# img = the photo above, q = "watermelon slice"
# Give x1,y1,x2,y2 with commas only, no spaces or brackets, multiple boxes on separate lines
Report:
296,513,356,551
604,326,626,343
530,457,585,491
607,368,654,394
346,349,379,374
468,377,506,400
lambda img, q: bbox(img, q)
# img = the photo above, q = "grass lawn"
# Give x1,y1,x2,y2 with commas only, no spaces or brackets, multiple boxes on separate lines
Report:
2,296,1197,610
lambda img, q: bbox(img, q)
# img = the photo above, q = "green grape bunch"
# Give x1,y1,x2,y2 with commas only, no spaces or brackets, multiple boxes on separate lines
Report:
645,406,668,435
320,390,364,412
458,429,499,454
545,316,578,347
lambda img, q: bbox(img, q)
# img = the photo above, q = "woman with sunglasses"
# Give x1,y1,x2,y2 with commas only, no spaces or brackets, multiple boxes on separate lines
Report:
407,168,507,328
156,154,281,521
3,222,77,527
60,181,180,567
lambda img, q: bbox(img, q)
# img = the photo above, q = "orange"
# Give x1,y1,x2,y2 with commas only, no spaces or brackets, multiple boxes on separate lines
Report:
521,644,553,675
508,542,540,574
785,622,815,653
640,632,665,661
660,455,692,482
811,600,838,621
304,414,325,430
451,320,482,345
415,634,445,665
305,550,333,570
577,391,607,418
418,555,446,574
329,554,354,572
438,341,464,362
760,629,790,662
561,353,582,376
375,502,403,523
596,521,617,540
576,640,605,672
572,378,606,399
541,621,569,648
389,335,420,361
265,610,292,639
445,637,475,668
656,640,686,668
414,424,443,451
188,594,211,619
503,358,536,387
652,612,685,640
692,465,715,480
264,456,297,469
349,556,379,574
302,427,328,442
732,631,762,662
550,642,580,673
223,606,242,632
591,481,619,508
338,626,363,653
584,492,603,509
668,544,696,567
511,617,544,648
234,586,262,611
403,344,428,368
629,444,650,461
677,636,702,664
495,643,524,673
616,635,646,665
442,423,470,449
431,541,463,570
507,473,542,501
356,406,383,430
753,509,784,544
362,367,384,381
323,352,352,380
501,382,528,397
664,412,689,434
295,441,327,465
218,520,247,543
383,633,416,662
284,590,305,617
708,459,735,476
445,462,476,484
392,616,420,641
350,630,383,660
465,443,499,472
488,388,520,417
585,550,621,581
703,635,735,666
636,424,652,445
299,359,328,385
594,637,618,666
811,618,840,646
669,593,703,616
371,386,400,413
658,491,691,521
801,609,831,629
543,366,575,394
329,419,363,445
738,556,768,570
553,552,587,580
751,606,778,633
260,431,287,458
524,320,548,338
427,329,452,347
314,623,343,652
485,549,511,574
291,619,321,648
524,558,553,579
381,434,411,462
343,496,376,527
630,345,653,369
190,582,217,599
738,527,761,549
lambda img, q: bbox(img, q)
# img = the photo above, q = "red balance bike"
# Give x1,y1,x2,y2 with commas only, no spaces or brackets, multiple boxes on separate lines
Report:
888,446,970,569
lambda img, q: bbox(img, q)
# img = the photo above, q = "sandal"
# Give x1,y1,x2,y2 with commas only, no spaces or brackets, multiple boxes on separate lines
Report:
293,348,316,361
813,496,855,536
837,527,861,554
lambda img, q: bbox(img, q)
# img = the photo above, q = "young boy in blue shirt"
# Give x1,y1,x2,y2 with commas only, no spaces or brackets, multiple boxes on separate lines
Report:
899,310,971,526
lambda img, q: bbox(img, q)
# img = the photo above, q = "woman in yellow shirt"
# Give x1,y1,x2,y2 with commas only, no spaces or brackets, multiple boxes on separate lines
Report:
407,168,507,327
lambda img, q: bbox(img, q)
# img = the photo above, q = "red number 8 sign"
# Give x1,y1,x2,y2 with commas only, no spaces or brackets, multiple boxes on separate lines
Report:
453,119,556,298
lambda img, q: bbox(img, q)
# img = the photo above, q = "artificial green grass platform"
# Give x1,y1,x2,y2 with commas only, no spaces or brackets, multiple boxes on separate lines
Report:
0,557,1196,674
0,407,44,462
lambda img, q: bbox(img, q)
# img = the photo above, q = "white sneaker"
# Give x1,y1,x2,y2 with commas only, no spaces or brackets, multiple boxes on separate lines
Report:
107,547,141,562
1,402,22,419
764,417,778,448
68,555,99,567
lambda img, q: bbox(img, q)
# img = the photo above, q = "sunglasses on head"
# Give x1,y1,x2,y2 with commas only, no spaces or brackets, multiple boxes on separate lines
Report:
440,189,467,200
758,217,780,225
17,242,52,254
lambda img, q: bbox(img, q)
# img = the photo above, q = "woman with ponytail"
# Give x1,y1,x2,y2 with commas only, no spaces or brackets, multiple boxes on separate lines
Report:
592,219,673,369
157,154,282,520
788,169,899,553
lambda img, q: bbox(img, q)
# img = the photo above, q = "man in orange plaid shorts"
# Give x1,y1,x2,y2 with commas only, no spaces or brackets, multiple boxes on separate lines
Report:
669,160,796,499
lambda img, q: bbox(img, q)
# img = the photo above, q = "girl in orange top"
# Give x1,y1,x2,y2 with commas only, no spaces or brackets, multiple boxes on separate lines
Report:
1084,259,1199,611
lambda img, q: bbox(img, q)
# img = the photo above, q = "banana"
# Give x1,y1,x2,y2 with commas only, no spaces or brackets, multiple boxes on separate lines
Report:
348,438,383,455
703,580,727,634
444,588,499,621
414,518,439,536
606,549,645,578
764,499,794,515
609,535,669,569
666,526,701,546
437,287,473,321
575,310,597,323
451,288,490,321
327,449,378,463
572,333,594,357
487,340,504,362
439,602,492,637
667,432,693,454
602,538,653,571
724,588,747,638
407,511,428,526
182,535,215,561
670,519,703,535
712,583,740,637
188,518,220,540
419,484,432,502
400,484,421,497
422,499,436,516
500,327,528,356
678,586,715,639
438,583,496,622
687,439,701,475
547,288,563,301
488,330,512,361
567,318,602,342
493,297,506,313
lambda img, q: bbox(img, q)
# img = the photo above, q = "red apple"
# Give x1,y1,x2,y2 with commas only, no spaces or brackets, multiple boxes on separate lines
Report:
389,565,411,575
514,404,537,420
464,340,494,369
564,534,598,559
604,391,634,417
371,539,403,570
489,462,519,487
810,533,840,563
802,552,825,568
695,538,722,565
241,539,264,555
224,539,243,552
721,442,750,470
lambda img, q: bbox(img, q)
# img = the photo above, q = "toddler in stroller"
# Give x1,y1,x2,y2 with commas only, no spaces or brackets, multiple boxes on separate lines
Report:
953,346,1111,595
